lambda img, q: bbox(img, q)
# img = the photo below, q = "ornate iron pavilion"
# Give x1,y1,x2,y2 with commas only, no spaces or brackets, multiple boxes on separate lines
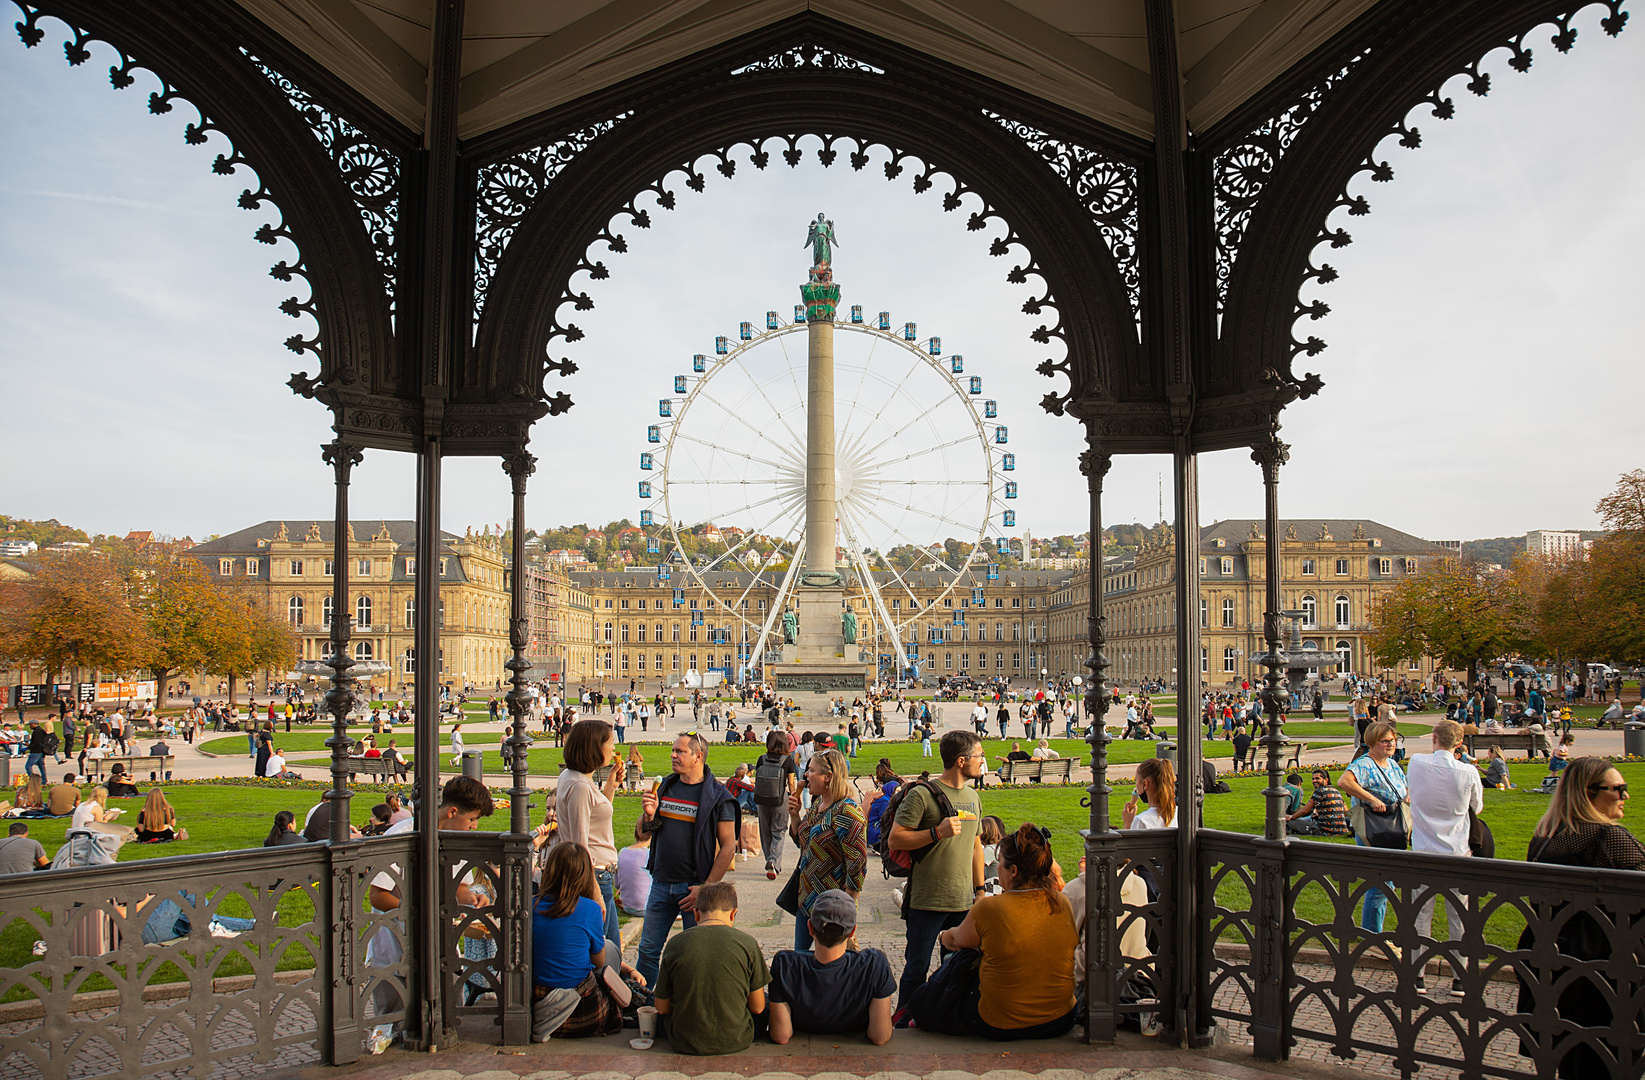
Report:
4,2,1639,1076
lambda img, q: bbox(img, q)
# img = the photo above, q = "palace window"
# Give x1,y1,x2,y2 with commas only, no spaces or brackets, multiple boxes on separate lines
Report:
620,624,629,642
402,648,415,674
603,622,612,642
220,559,233,575
354,641,373,661
1302,558,1315,575
405,558,415,576
356,595,372,628
961,653,970,670
655,624,663,643
1301,595,1317,627
1199,598,1208,628
1220,557,1233,575
290,560,303,576
357,558,370,577
246,559,259,576
1404,558,1418,573
323,560,334,576
322,596,333,627
288,596,304,625
1335,558,1349,575
1335,595,1350,628
945,652,953,670
637,624,647,642
1378,558,1392,576
405,597,415,628
1012,652,1021,669
1201,647,1208,673
672,623,681,642
440,558,447,575
1222,598,1235,628
1199,557,1206,575
1223,647,1236,672
637,655,646,670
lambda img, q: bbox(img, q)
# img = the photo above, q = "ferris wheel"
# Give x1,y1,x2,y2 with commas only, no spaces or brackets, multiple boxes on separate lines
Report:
638,306,1018,679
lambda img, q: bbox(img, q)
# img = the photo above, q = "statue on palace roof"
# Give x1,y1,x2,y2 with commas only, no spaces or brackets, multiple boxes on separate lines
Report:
305,521,322,542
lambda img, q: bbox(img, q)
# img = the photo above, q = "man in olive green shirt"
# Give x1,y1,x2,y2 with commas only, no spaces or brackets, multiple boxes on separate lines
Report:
889,729,986,1016
655,882,769,1054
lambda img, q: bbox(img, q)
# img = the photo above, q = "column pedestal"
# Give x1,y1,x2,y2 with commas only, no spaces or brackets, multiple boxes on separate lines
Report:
767,587,872,719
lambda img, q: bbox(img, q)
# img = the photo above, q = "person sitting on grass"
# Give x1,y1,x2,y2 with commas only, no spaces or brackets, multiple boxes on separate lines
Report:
264,810,307,846
1287,769,1351,836
134,788,181,842
767,889,895,1045
106,763,142,799
654,881,769,1056
264,747,301,780
1549,732,1576,773
1482,744,1514,789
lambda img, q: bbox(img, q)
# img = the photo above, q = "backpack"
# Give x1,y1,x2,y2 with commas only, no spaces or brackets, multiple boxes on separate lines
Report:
753,754,788,807
51,828,123,870
875,779,954,879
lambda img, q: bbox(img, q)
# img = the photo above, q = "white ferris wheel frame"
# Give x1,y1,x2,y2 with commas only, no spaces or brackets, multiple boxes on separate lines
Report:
645,318,1012,677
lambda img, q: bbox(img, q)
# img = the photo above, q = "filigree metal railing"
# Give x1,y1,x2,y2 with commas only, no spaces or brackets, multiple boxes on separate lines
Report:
0,835,414,1079
1198,830,1645,1079
439,830,535,1044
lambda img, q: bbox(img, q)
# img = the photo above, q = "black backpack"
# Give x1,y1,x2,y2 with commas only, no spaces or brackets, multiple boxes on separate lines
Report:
753,754,788,807
875,779,954,879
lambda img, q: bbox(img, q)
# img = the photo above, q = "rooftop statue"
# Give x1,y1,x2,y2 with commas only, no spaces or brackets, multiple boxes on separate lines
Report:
804,213,838,270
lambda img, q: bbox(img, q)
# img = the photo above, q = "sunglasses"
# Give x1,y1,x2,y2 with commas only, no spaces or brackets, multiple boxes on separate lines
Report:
1590,784,1629,796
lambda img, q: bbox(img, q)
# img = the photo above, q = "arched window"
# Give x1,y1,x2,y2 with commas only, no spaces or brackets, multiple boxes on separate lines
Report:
1335,595,1350,628
603,622,613,642
356,595,372,628
322,595,333,627
1300,595,1317,627
1336,640,1353,672
1303,639,1319,676
288,596,304,625
354,641,373,661
1221,598,1235,628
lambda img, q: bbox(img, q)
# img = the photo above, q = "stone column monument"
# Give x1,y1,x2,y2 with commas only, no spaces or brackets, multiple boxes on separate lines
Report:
768,214,873,713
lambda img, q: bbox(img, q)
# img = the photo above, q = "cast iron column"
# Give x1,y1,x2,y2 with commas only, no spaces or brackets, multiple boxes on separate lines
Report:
1171,446,1204,1045
501,451,536,834
1250,433,1292,1061
1080,440,1117,1042
498,450,536,1044
322,440,362,842
409,0,465,1052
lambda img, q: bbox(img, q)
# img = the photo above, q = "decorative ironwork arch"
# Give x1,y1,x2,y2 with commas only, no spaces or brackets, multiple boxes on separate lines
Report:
467,27,1147,444
11,0,413,441
1211,0,1629,411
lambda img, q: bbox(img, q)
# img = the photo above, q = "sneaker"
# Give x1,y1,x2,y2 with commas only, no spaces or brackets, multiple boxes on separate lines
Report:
31,940,47,956
208,922,241,938
1451,979,1465,994
892,1007,911,1029
766,868,777,881
1413,977,1428,995
1139,1011,1161,1036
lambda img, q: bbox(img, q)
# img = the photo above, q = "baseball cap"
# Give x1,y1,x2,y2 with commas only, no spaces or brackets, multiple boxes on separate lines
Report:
809,889,857,935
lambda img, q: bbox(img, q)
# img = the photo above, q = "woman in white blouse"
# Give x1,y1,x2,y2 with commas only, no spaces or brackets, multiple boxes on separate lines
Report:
554,718,625,943
1122,757,1177,829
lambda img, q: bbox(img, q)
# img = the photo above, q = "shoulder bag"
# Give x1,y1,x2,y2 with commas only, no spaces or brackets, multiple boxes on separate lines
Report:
1348,759,1411,849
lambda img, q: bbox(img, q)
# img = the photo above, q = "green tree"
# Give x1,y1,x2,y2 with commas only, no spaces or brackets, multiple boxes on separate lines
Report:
135,558,222,707
1367,557,1517,685
201,585,298,704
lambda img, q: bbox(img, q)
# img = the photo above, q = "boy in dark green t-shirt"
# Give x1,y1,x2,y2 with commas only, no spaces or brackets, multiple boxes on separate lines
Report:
655,882,769,1054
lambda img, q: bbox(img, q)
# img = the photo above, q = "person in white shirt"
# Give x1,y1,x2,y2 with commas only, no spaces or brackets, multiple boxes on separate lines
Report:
1406,719,1482,994
1121,758,1176,829
1030,739,1059,761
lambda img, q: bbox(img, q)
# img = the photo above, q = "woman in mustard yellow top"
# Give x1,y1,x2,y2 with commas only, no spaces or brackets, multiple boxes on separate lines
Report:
938,822,1078,1039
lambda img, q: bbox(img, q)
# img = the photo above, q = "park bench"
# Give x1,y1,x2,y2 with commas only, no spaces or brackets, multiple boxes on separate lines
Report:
1284,742,1308,770
347,755,410,783
90,755,174,783
1464,731,1549,759
997,757,1077,785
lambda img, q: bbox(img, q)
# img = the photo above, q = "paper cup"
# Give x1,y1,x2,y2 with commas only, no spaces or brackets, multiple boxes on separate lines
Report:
636,1005,658,1039
629,1037,654,1050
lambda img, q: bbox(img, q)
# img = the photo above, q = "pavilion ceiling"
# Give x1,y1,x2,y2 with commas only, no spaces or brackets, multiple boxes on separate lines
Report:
232,0,1381,140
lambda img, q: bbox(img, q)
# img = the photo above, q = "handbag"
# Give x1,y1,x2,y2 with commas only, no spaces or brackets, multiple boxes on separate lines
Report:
907,946,980,1035
1349,758,1411,849
775,865,802,915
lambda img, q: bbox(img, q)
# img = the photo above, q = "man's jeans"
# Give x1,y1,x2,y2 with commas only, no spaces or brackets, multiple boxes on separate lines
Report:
24,753,46,784
635,880,698,990
897,907,967,1011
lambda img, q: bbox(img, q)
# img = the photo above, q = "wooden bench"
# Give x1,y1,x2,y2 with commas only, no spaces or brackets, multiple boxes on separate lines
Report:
90,755,174,782
347,755,410,782
1465,731,1549,759
1284,742,1309,770
997,757,1077,785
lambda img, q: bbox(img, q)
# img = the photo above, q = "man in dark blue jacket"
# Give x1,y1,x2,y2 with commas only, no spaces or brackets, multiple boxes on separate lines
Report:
633,731,740,989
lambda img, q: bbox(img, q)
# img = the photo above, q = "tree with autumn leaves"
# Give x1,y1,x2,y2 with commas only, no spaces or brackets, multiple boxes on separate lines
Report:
0,549,296,704
1369,470,1645,685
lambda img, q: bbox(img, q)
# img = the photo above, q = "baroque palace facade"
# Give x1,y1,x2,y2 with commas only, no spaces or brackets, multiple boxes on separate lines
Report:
1043,519,1455,688
188,521,594,693
184,517,1447,694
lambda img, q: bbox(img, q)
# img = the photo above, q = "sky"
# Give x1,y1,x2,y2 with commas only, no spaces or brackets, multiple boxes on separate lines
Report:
1,8,1641,549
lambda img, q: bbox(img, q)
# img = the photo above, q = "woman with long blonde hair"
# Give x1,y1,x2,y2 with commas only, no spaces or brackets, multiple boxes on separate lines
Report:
1122,756,1177,828
136,788,179,842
